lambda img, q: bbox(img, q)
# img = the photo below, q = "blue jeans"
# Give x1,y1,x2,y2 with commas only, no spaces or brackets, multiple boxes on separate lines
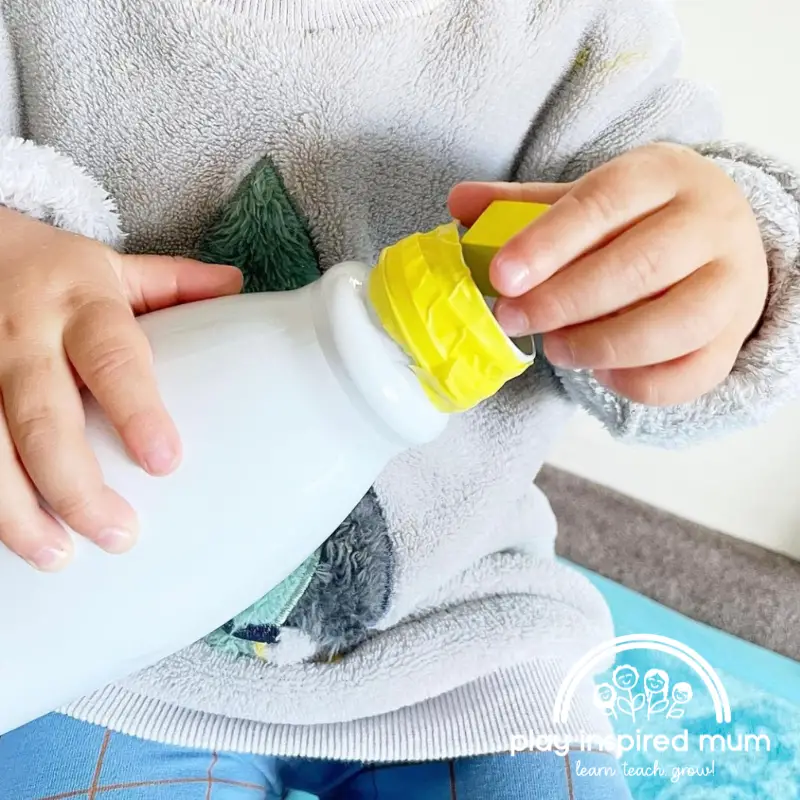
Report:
0,713,632,799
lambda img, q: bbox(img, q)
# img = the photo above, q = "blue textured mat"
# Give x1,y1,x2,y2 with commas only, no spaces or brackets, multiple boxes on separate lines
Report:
574,565,800,798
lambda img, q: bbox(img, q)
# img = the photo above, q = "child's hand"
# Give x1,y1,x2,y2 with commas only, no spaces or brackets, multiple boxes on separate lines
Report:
0,208,242,570
449,143,769,406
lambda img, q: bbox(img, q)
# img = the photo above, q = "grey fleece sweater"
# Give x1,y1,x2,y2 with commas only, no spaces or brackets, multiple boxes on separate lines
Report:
2,0,800,762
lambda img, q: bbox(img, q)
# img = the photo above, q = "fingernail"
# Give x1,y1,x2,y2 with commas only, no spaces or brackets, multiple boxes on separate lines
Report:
593,369,614,388
494,302,530,337
205,265,242,291
496,259,532,296
215,264,242,278
30,546,70,572
96,527,136,554
544,335,576,367
143,437,179,476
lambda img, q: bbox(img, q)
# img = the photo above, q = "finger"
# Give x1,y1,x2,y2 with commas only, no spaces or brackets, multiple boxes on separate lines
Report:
592,324,745,406
448,180,573,227
494,203,715,334
0,399,74,571
120,254,243,314
490,151,681,297
64,297,181,475
2,354,138,552
543,261,738,370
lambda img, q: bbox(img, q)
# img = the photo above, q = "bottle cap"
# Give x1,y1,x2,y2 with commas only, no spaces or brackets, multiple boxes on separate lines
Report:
369,221,534,413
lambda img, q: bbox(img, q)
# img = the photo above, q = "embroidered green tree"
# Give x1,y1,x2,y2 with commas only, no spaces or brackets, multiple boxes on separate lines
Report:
199,157,321,292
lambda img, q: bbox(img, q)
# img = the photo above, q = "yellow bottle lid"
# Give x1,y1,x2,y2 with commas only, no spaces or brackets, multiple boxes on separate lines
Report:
368,220,534,413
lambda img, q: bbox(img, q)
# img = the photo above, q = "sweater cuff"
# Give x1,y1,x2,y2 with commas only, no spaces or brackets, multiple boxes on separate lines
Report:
0,136,122,247
556,142,800,446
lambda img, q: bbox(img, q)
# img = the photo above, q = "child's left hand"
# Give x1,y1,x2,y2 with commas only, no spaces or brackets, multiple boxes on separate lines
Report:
448,143,769,406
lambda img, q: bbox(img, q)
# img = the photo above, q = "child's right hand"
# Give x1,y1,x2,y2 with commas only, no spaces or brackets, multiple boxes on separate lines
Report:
0,208,242,571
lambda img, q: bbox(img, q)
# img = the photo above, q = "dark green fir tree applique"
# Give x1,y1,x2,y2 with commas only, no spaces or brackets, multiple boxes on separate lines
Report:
199,157,321,292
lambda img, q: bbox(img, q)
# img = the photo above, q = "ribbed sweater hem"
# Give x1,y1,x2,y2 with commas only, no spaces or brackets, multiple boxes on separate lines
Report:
60,659,614,761
202,0,445,30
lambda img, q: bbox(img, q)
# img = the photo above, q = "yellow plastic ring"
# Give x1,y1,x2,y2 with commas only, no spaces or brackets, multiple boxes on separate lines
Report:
369,222,533,412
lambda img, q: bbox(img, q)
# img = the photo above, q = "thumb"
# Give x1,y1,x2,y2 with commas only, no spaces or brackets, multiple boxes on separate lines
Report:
447,180,574,227
119,254,243,314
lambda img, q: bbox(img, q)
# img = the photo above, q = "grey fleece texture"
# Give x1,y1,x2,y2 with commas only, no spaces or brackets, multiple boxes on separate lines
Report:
1,0,800,761
284,488,394,657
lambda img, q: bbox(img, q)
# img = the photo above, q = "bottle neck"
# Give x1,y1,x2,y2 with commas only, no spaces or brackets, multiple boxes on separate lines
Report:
311,261,448,449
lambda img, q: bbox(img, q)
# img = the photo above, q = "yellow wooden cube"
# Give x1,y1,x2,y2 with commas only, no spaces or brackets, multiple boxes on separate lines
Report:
460,200,550,296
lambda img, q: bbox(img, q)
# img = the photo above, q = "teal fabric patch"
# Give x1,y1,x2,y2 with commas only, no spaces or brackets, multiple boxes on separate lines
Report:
204,551,321,659
258,551,322,627
568,562,800,798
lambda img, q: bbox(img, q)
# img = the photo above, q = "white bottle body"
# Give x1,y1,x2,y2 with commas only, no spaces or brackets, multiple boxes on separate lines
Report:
0,262,447,735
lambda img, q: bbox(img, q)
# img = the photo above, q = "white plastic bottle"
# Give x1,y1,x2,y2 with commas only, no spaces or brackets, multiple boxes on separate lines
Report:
0,218,534,735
